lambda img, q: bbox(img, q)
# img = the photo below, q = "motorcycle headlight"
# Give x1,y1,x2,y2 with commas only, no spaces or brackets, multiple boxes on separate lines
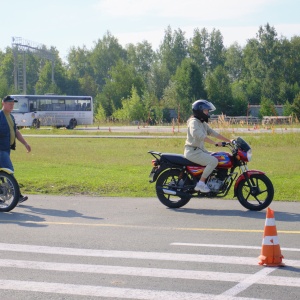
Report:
247,149,252,162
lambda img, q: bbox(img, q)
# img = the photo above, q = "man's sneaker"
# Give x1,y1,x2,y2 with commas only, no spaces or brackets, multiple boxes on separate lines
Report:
194,181,210,193
19,195,28,203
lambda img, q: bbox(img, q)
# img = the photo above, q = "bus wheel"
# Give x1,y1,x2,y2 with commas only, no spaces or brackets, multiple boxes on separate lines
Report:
32,119,40,129
67,118,77,129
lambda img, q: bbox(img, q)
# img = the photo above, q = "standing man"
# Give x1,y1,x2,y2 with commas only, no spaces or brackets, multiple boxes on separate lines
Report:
0,95,31,203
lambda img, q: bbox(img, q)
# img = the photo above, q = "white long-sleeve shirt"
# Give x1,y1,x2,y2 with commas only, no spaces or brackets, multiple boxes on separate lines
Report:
184,117,219,153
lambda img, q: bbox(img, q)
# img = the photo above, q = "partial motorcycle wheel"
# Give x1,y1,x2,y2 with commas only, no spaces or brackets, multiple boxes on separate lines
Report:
156,169,192,208
236,174,274,211
0,171,20,212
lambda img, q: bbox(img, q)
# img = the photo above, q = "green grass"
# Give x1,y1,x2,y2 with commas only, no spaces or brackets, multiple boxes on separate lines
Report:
11,130,300,201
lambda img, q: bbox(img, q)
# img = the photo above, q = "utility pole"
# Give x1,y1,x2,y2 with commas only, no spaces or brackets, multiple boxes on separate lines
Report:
12,37,55,94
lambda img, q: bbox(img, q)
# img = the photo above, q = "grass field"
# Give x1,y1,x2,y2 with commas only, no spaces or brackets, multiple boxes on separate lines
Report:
11,129,300,202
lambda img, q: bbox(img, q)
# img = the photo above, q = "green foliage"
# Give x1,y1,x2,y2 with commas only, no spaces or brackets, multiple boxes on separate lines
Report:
225,42,244,82
259,97,277,118
99,60,145,116
283,100,293,116
94,103,106,124
159,26,188,76
188,28,209,74
205,66,234,115
2,23,300,122
90,31,127,89
292,93,300,120
113,87,145,122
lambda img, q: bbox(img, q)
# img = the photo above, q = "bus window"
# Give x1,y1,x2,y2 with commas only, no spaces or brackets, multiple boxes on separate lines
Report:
29,103,34,112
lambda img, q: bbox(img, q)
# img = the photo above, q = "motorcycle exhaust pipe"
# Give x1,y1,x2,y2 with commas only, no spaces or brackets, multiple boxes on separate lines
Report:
158,187,190,198
162,188,176,195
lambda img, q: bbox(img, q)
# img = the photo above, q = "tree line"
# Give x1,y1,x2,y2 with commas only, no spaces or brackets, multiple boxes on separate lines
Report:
1,23,300,123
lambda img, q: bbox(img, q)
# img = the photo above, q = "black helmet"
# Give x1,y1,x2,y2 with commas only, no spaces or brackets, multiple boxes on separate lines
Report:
192,99,216,122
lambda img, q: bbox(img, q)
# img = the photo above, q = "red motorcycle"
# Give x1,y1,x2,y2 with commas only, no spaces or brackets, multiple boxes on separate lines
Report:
148,137,274,211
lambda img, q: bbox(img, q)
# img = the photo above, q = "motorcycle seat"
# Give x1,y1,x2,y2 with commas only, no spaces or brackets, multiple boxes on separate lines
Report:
161,153,199,166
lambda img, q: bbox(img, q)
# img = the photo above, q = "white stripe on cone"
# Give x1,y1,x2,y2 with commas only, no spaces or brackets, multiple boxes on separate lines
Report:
265,218,276,226
262,236,279,245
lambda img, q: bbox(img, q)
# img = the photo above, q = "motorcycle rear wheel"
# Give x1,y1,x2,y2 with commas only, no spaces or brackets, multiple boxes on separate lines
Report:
0,171,20,212
236,174,274,211
156,169,192,208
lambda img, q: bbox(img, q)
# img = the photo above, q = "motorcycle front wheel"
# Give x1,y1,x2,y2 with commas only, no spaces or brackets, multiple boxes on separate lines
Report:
156,169,192,208
236,174,274,211
0,171,20,212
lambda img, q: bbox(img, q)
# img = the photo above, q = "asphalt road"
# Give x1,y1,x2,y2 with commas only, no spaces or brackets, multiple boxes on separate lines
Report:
0,195,299,299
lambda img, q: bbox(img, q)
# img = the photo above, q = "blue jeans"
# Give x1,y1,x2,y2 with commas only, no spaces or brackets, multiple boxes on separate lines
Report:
0,150,14,172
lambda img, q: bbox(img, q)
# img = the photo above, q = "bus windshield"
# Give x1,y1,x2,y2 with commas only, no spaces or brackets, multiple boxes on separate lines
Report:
12,98,29,113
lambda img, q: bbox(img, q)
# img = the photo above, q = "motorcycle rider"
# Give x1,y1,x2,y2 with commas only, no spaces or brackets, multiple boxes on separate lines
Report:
184,99,231,193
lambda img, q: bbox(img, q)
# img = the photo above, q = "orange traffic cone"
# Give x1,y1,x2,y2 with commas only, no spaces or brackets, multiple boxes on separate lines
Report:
258,207,284,267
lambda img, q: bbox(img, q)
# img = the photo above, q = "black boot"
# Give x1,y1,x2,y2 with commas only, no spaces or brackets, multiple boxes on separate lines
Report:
19,194,28,203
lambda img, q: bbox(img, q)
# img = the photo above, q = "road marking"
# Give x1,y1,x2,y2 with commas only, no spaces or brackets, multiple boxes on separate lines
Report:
1,243,299,298
0,242,256,265
0,259,299,287
221,268,277,297
0,242,299,267
2,220,299,234
0,279,262,300
171,243,300,252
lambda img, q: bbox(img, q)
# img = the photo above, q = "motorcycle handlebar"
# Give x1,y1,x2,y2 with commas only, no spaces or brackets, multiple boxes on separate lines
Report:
215,142,228,147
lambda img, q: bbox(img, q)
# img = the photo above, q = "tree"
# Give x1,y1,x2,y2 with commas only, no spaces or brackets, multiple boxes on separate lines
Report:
35,58,70,95
259,97,277,118
205,66,234,115
171,58,206,119
285,36,300,85
89,32,127,90
113,87,145,122
231,81,248,116
292,93,300,120
98,60,145,116
67,46,93,78
35,61,61,94
94,101,107,127
207,29,225,71
0,49,15,92
148,61,170,101
243,24,283,104
283,100,293,116
225,42,244,82
126,41,155,78
188,28,209,75
158,26,188,76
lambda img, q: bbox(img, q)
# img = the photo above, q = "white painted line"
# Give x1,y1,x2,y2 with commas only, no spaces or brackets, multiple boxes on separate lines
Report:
171,243,300,252
0,279,265,300
0,258,246,281
1,259,299,287
221,268,276,297
1,242,299,267
0,242,257,265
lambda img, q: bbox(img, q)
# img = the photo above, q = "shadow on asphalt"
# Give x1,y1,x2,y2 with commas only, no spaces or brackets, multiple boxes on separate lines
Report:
0,204,103,227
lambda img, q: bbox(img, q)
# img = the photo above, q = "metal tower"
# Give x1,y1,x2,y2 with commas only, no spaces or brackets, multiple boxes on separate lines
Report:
12,37,55,94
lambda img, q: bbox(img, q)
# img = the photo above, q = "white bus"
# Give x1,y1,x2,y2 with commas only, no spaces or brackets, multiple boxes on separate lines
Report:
11,95,93,129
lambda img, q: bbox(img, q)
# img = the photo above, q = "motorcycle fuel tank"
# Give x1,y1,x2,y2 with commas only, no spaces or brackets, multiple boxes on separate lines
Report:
212,152,233,168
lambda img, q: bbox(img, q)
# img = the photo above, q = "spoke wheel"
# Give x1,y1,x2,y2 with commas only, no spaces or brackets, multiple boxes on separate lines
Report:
0,172,20,212
156,169,192,208
237,174,274,211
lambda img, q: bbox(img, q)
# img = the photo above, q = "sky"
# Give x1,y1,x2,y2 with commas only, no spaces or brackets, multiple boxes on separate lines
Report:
1,0,300,61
